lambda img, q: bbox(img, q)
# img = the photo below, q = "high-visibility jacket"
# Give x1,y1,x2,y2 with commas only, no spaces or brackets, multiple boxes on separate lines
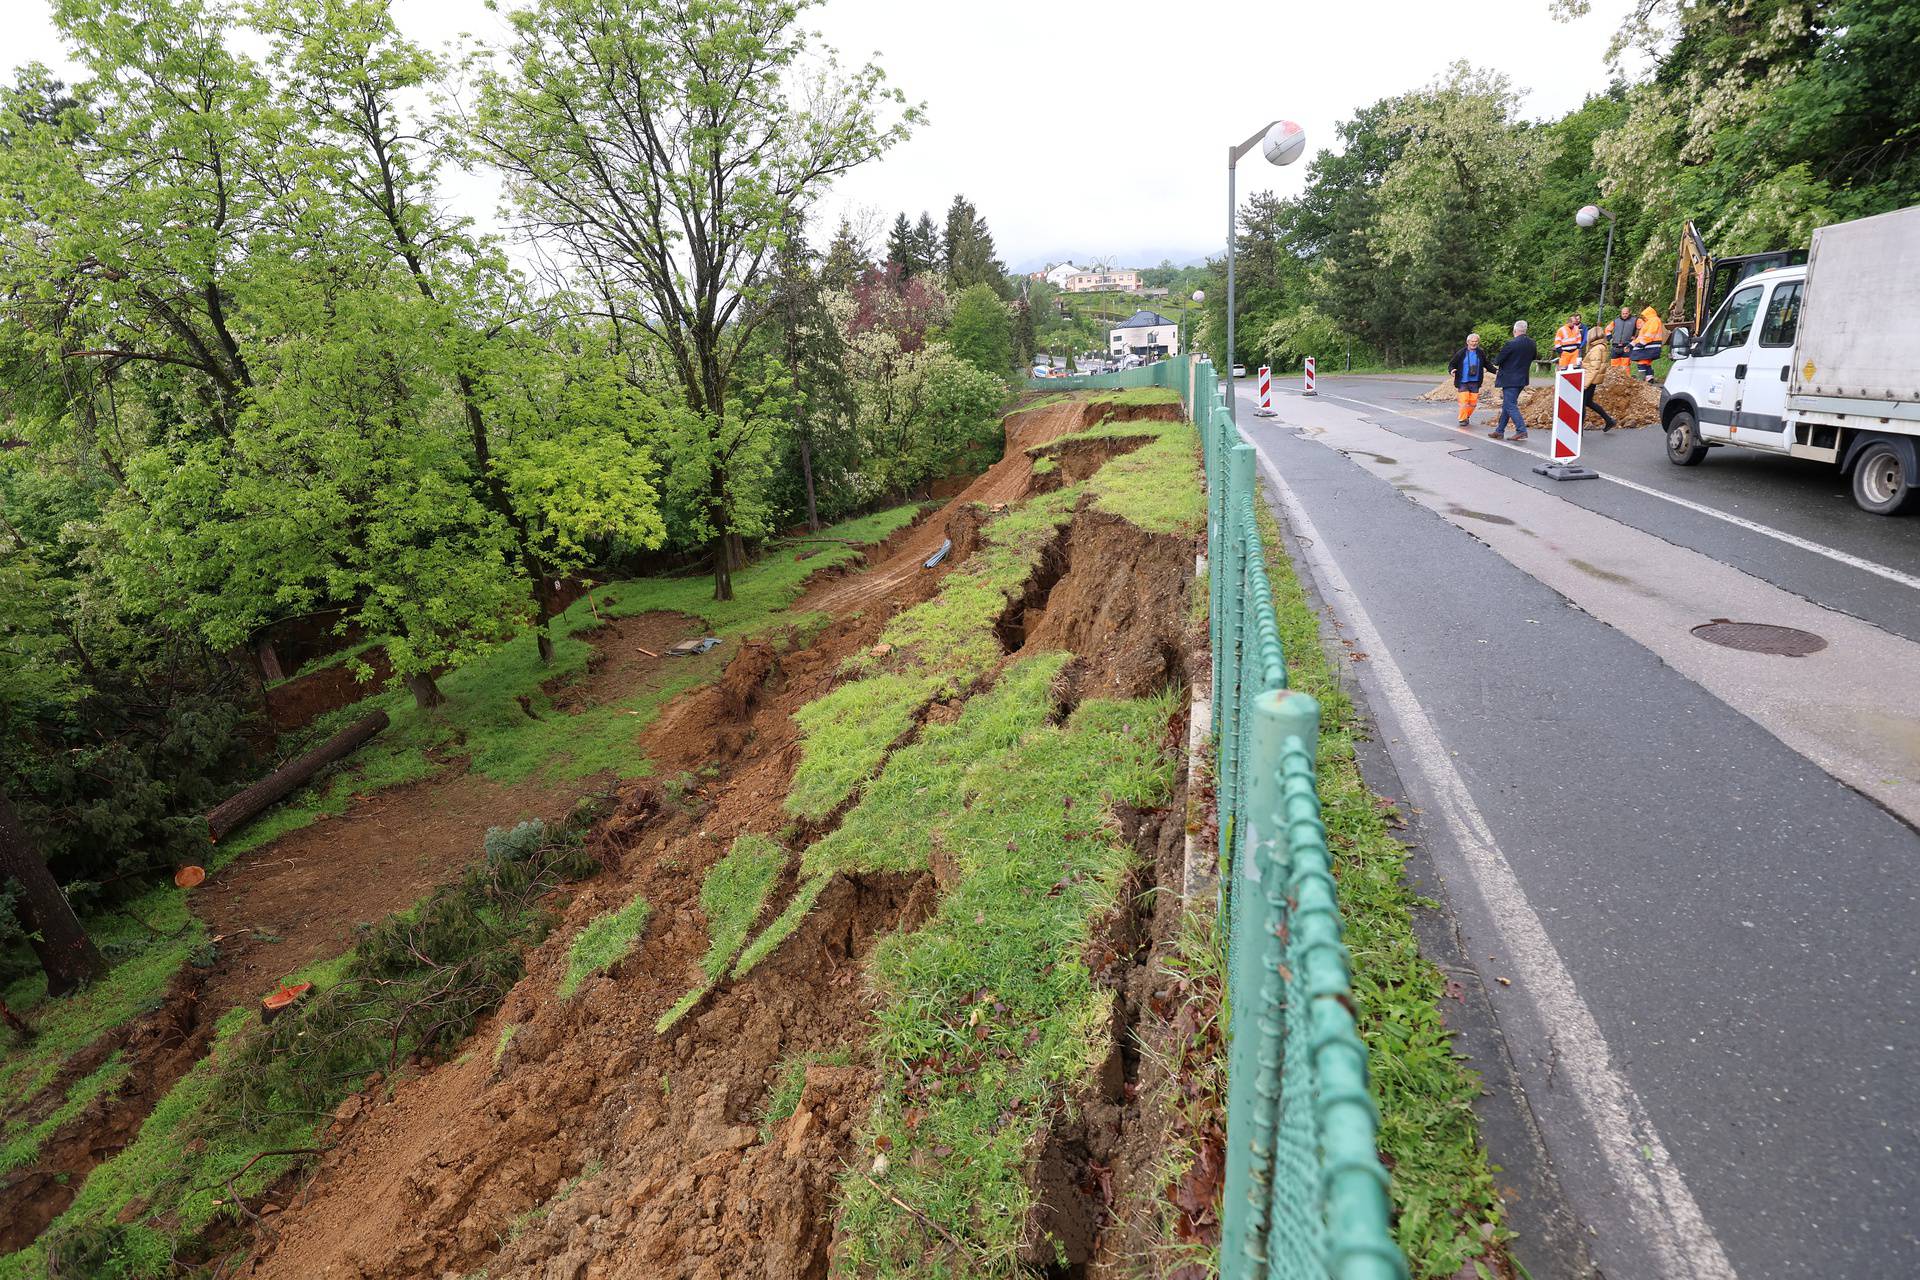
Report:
1634,307,1666,347
1554,323,1586,366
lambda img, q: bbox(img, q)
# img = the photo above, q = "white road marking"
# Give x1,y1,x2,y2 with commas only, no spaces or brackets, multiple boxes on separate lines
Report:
1240,432,1739,1280
1286,387,1920,594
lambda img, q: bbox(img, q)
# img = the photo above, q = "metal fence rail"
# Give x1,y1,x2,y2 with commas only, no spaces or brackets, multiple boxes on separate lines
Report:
1026,359,1406,1280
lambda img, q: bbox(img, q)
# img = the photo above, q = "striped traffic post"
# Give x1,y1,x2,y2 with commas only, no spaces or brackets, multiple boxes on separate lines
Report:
1255,365,1275,417
1531,366,1599,482
1302,355,1317,396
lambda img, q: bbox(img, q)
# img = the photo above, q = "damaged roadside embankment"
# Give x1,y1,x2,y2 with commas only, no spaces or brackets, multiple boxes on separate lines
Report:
203,390,1214,1279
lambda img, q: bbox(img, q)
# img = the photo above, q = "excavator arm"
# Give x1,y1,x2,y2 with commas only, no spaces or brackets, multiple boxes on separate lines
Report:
1669,220,1710,333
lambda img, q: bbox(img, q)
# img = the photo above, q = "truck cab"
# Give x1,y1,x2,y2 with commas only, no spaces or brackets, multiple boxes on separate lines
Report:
1662,265,1803,457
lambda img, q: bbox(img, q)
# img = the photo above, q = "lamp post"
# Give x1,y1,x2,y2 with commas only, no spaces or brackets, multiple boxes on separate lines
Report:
1227,120,1307,421
1179,288,1204,358
1577,203,1617,320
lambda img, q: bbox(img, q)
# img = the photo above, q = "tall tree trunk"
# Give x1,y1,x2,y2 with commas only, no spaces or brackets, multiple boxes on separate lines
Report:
405,672,446,709
0,789,106,998
708,462,734,602
255,639,286,683
533,581,560,664
800,433,820,532
206,711,389,843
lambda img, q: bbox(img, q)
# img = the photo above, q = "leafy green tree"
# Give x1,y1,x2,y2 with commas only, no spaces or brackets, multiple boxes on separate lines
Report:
947,284,1015,375
472,0,916,599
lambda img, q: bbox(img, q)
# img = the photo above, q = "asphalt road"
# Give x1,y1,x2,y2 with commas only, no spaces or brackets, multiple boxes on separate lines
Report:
1231,374,1920,1280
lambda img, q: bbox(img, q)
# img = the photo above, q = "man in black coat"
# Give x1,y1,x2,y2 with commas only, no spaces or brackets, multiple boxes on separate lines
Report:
1489,321,1539,440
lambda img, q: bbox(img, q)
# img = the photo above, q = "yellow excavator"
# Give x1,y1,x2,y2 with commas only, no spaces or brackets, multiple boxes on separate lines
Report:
1667,221,1807,334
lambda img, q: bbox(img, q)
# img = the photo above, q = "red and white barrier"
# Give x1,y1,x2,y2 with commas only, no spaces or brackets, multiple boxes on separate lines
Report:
1256,365,1274,415
1552,367,1583,462
1303,355,1317,396
1530,366,1600,481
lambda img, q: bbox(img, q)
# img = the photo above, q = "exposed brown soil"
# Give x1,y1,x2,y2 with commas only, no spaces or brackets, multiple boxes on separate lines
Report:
541,611,705,713
0,966,216,1252
263,648,393,731
12,389,1212,1277
194,769,586,1021
1014,510,1196,701
799,395,1181,619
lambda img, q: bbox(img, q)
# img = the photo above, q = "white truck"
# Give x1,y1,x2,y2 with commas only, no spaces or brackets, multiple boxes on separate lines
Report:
1660,205,1920,514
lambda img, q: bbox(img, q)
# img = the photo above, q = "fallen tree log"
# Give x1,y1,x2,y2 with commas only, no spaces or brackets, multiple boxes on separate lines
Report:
207,710,389,843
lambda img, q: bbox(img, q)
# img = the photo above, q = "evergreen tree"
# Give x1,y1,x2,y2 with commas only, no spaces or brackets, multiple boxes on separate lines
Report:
911,211,942,276
1012,299,1037,369
886,211,916,274
943,194,1010,296
821,215,867,294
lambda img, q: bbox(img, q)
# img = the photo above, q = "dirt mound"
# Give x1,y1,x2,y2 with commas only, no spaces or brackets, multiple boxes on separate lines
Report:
1436,341,1662,430
1516,362,1661,431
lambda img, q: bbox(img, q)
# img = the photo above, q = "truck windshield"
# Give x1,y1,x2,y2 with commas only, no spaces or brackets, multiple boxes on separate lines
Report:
1701,284,1763,355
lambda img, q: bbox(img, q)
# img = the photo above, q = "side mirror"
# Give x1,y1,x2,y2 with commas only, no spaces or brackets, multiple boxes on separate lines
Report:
1670,328,1692,359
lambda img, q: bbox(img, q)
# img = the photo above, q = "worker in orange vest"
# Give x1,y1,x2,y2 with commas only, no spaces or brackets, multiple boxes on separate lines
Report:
1630,306,1667,382
1554,314,1587,370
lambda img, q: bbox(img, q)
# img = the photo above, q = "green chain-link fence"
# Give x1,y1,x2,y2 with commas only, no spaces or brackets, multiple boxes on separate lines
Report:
1026,358,1406,1280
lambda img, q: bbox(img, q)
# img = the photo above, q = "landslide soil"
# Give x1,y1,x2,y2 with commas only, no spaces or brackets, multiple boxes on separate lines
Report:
235,393,1201,1280
0,611,710,1252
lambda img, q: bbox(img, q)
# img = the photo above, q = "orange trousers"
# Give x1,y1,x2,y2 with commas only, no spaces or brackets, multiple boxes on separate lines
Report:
1456,389,1480,422
1611,356,1629,368
1558,351,1579,369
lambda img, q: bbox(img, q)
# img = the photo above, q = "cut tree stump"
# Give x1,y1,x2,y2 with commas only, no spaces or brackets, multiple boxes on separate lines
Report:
206,710,389,843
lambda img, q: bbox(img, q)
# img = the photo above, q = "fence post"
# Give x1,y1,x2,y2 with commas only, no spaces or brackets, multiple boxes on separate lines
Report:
1222,685,1317,1275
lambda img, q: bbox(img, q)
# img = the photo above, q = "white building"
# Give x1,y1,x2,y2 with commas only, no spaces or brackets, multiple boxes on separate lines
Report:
1110,309,1179,360
1065,268,1141,294
1042,262,1081,288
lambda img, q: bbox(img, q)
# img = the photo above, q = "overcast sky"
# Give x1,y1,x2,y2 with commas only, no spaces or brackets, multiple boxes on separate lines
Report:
8,0,1632,270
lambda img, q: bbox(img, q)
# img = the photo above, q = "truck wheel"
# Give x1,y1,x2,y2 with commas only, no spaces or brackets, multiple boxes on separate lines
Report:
1851,440,1920,515
1666,410,1708,466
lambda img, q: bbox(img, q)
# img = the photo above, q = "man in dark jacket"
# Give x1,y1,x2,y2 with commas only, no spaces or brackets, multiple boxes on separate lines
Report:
1448,332,1490,426
1489,321,1538,440
1608,305,1635,368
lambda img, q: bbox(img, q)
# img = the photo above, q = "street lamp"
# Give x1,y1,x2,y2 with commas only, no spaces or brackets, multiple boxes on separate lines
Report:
1180,288,1204,358
1577,203,1617,320
1227,121,1307,421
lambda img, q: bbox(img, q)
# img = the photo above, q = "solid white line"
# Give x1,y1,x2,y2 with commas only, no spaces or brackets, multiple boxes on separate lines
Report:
1241,433,1739,1280
1289,386,1920,594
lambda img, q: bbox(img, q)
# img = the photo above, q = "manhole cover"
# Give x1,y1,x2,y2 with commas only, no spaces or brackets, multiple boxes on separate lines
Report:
1690,620,1827,656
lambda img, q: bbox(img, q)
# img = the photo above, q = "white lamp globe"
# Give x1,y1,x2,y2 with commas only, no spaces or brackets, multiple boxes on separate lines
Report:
1192,290,1206,304
1576,204,1601,229
1261,120,1307,167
